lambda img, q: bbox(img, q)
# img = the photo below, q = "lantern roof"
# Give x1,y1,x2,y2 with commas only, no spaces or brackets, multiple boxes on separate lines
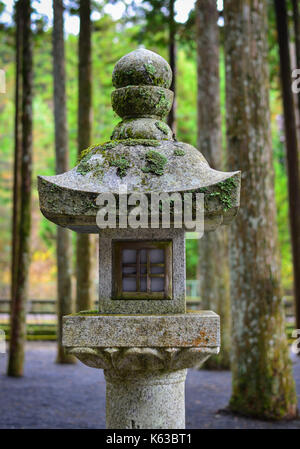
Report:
38,49,240,233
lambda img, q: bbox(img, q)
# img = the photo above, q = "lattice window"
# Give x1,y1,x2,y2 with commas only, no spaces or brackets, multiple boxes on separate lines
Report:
113,241,172,299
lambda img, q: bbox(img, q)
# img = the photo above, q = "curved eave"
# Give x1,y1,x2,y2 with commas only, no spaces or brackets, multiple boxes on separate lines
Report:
38,170,240,233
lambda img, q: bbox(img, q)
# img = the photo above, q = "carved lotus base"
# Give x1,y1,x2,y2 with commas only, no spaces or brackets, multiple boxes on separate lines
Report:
63,311,220,429
66,346,219,372
63,311,220,373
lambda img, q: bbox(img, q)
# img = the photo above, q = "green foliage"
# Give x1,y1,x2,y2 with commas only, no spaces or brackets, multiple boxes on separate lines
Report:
176,49,197,146
186,239,198,279
39,218,56,249
0,7,294,295
270,89,293,291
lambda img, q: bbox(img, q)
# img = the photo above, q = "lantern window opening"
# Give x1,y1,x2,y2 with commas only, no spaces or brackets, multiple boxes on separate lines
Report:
113,240,172,300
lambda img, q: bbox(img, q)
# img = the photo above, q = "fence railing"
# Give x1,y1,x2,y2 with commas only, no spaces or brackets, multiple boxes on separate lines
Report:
0,292,294,341
0,278,294,318
0,299,58,314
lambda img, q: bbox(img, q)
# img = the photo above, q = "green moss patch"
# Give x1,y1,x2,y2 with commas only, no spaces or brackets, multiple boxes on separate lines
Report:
216,178,238,210
144,63,156,76
142,150,167,176
77,161,90,176
110,156,130,178
72,310,99,315
155,121,169,135
174,149,185,156
199,177,238,211
156,89,171,115
79,143,102,162
80,139,160,158
77,139,161,176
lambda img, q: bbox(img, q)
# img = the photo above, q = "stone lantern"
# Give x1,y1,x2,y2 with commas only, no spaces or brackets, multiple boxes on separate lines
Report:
38,49,240,429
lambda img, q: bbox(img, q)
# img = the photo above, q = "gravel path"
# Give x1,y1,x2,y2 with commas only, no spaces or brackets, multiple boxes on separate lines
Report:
0,342,299,429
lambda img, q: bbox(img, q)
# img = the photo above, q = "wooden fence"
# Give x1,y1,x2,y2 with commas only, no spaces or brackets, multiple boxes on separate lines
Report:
0,295,294,317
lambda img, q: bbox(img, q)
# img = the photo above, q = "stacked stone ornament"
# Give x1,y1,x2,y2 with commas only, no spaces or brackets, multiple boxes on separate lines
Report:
38,48,241,429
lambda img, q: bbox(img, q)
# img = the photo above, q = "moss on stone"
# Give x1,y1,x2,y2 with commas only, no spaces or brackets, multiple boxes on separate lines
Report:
112,118,172,141
142,64,169,88
142,150,167,176
112,85,172,119
98,139,160,151
78,139,161,169
110,156,131,178
155,121,169,135
155,89,171,116
77,139,162,177
72,310,99,316
112,49,172,89
216,177,238,210
144,63,156,76
79,143,102,162
198,177,238,211
77,157,107,178
77,161,90,176
174,149,185,156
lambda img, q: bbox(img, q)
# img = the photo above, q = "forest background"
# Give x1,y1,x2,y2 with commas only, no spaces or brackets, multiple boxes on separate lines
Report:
0,0,292,300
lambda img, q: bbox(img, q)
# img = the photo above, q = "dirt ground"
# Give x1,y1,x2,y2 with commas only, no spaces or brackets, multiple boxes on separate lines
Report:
0,342,299,429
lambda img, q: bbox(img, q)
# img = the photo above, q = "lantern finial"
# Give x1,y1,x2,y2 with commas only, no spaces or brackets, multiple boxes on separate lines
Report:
111,49,174,140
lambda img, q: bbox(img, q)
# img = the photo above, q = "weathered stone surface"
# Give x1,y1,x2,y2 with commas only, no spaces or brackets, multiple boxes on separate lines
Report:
112,85,173,119
98,228,185,314
38,48,240,235
37,48,232,430
38,140,240,233
62,311,220,348
112,48,172,89
105,369,186,429
111,118,173,141
66,346,217,371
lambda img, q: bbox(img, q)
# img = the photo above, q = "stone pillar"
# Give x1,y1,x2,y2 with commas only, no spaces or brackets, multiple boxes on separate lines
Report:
63,313,220,429
38,47,241,430
105,369,187,429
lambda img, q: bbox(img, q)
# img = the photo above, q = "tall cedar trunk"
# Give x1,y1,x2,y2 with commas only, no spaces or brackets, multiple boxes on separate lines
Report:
224,0,297,418
11,0,23,304
292,0,300,123
53,0,75,363
76,0,93,311
167,0,176,134
7,0,33,377
275,0,300,339
196,0,231,370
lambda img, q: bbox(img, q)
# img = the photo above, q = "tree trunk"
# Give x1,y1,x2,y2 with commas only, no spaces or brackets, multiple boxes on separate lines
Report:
224,0,297,419
196,0,231,369
7,0,33,377
11,0,23,307
53,0,76,364
76,0,93,312
167,0,176,134
275,0,300,341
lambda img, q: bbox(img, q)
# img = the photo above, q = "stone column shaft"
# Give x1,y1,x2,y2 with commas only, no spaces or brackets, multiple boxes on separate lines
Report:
104,369,187,429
